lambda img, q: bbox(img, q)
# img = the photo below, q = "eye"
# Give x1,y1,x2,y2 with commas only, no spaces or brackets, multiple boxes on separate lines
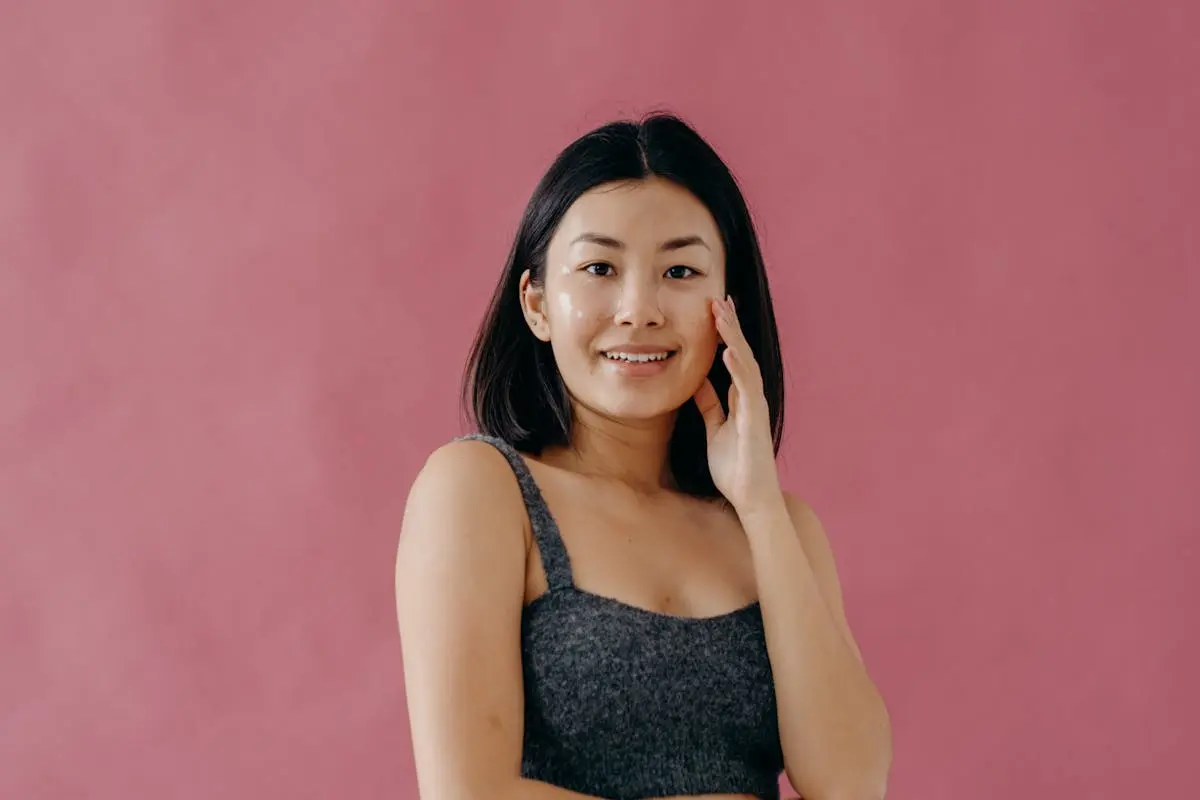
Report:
665,265,699,279
584,262,614,277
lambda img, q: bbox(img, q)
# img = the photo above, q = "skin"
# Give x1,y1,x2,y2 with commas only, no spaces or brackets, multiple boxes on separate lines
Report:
395,177,876,799
519,175,726,487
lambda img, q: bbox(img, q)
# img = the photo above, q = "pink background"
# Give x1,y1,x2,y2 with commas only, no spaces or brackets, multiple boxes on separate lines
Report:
2,2,1197,797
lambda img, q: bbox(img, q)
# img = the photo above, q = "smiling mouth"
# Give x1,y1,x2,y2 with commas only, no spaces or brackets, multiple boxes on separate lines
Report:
601,350,677,364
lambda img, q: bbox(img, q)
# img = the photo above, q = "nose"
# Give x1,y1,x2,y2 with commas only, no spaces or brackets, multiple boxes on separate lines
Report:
613,279,664,328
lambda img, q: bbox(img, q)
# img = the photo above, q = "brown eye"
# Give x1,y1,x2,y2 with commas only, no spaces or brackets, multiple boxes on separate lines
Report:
584,262,614,276
665,265,699,279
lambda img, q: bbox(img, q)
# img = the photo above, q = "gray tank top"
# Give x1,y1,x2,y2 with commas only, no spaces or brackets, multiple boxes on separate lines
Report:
460,434,784,799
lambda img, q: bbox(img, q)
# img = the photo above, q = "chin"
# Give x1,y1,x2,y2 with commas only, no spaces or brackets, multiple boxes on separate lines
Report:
566,367,704,423
600,403,674,422
589,391,692,424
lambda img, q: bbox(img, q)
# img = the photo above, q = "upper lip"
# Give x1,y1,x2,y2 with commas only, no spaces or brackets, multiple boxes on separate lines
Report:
601,344,676,354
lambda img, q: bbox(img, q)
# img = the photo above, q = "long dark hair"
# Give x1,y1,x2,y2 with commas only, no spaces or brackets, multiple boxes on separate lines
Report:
461,111,784,498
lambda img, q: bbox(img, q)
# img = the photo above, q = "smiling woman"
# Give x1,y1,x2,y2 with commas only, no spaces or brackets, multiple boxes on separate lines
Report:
395,112,892,800
463,117,786,499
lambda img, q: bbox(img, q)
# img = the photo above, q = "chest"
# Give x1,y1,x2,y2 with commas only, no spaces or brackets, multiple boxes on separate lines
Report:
523,466,759,618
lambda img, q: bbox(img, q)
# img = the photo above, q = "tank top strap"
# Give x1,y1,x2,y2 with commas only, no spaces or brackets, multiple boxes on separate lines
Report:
455,434,575,591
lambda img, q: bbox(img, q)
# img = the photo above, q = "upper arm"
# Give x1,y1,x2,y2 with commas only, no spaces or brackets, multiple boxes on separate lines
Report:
395,440,531,800
782,492,866,665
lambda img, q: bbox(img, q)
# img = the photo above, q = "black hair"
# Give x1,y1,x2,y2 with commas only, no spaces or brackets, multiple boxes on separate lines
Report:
461,111,784,498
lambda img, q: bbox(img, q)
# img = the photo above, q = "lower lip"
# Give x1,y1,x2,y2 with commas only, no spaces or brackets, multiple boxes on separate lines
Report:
602,353,675,377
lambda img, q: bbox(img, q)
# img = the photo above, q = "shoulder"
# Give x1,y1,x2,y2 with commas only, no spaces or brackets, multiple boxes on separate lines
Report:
399,437,532,551
412,437,522,499
418,437,517,484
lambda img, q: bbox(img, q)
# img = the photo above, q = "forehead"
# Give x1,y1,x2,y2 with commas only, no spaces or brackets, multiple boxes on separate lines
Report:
552,177,723,250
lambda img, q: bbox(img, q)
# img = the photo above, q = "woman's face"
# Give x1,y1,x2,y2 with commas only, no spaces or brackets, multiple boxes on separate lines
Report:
521,177,727,422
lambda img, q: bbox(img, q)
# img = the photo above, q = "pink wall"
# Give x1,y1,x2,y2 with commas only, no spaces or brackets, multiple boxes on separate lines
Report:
2,2,1196,797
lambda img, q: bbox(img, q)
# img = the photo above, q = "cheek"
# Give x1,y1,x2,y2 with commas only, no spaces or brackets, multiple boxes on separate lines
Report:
546,285,607,353
668,297,719,352
548,284,615,330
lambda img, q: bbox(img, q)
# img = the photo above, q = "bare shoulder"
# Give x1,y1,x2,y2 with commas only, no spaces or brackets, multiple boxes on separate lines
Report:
394,437,534,648
399,438,532,547
406,438,529,514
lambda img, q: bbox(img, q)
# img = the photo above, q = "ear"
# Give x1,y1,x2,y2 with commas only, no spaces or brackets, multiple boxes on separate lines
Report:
518,269,552,342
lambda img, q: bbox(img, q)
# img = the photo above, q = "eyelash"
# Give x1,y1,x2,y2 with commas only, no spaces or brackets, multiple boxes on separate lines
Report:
584,263,700,279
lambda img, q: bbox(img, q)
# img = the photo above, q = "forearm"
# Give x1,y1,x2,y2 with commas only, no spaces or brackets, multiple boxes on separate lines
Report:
740,499,892,800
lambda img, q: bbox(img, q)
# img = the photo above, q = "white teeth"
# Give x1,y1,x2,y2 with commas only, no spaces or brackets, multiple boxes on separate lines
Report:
604,351,672,363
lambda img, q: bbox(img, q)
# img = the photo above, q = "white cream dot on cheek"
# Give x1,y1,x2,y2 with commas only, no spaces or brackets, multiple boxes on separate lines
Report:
542,264,597,324
548,288,588,326
551,290,586,322
545,285,610,365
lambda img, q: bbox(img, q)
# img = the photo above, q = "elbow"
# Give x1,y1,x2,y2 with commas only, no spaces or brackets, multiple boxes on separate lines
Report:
789,775,889,800
843,749,892,799
819,780,888,800
797,753,891,800
788,748,892,800
841,708,892,799
831,760,891,800
801,782,888,800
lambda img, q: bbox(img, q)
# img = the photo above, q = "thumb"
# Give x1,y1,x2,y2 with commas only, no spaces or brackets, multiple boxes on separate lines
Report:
692,378,725,441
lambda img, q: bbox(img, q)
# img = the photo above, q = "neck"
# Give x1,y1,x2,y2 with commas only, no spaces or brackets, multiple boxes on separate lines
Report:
544,404,678,495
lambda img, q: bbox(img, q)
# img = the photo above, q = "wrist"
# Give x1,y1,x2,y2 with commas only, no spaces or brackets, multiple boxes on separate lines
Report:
733,487,789,529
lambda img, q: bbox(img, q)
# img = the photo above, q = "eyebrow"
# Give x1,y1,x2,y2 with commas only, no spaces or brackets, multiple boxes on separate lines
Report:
569,232,710,252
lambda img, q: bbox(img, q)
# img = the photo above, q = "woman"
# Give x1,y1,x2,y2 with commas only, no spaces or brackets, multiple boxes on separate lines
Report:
395,113,892,800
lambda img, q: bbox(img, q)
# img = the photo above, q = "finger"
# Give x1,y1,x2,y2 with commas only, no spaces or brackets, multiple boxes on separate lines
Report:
711,298,727,345
722,341,751,402
716,299,761,389
715,297,754,364
713,299,757,417
692,377,726,440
